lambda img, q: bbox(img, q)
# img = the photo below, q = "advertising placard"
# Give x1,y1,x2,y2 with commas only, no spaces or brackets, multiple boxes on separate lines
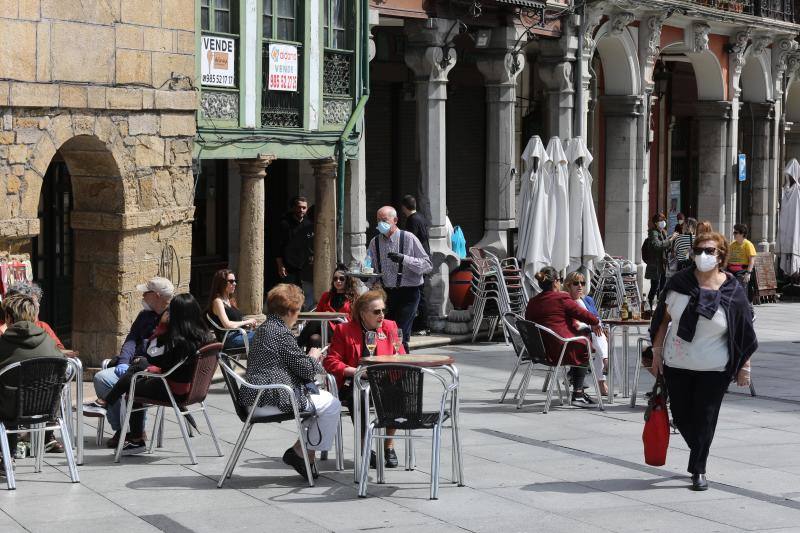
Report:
201,35,235,87
268,43,299,92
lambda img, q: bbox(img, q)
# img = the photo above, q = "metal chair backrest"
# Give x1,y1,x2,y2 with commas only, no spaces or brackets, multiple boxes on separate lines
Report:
205,313,227,343
365,364,426,430
218,353,250,422
183,342,223,406
501,313,527,359
0,357,69,425
515,319,553,367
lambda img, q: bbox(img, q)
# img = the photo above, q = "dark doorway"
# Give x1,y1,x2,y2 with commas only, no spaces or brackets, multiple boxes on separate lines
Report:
32,158,74,342
190,159,231,304
265,159,291,291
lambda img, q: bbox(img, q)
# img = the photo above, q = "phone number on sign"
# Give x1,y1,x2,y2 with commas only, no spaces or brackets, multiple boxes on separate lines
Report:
269,74,298,91
202,74,234,85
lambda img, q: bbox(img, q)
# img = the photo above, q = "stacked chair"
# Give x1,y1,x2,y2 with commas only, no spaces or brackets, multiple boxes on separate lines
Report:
469,247,529,343
590,256,642,319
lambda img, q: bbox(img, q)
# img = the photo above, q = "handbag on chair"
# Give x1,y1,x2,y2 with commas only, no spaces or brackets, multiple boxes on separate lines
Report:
642,374,669,466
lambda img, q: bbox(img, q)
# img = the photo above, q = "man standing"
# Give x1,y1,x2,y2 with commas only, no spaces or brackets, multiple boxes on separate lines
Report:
276,196,315,310
400,195,431,334
367,206,432,351
86,277,173,449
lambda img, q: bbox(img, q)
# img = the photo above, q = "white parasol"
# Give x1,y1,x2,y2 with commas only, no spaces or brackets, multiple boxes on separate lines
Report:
566,137,605,272
545,137,571,273
516,136,551,288
777,159,800,276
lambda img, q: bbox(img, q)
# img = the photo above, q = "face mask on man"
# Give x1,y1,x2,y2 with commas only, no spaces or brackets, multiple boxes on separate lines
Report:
694,252,718,273
377,221,392,235
657,221,667,230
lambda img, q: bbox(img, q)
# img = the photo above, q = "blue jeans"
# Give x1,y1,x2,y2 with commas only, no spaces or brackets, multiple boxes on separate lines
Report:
93,367,147,433
224,329,255,350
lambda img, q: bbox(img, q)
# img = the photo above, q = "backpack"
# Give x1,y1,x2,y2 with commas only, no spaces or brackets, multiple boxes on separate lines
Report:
641,237,656,265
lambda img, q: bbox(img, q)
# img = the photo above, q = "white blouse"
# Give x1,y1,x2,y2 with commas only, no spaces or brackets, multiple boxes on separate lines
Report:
662,290,729,372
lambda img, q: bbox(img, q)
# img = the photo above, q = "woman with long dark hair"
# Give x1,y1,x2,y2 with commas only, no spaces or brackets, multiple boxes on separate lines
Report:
84,293,215,455
298,265,358,348
206,269,257,350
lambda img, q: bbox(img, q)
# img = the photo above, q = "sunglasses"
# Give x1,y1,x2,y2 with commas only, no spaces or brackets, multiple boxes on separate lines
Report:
227,279,237,284
693,247,719,256
333,276,346,282
571,281,586,287
368,308,386,316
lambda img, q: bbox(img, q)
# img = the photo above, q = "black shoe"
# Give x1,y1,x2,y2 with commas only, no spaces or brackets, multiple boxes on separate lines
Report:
45,434,65,454
384,448,398,468
691,473,708,491
282,448,311,480
571,391,596,408
120,440,146,456
310,461,319,479
106,431,121,449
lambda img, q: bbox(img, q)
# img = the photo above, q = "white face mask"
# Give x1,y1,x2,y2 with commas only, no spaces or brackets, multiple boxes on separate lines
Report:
694,253,718,273
141,299,153,312
657,221,667,230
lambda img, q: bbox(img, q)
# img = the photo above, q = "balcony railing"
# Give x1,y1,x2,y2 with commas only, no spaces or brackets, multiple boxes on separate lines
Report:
689,0,794,21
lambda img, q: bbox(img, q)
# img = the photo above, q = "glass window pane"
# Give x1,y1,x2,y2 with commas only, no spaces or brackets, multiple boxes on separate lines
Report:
263,0,272,15
263,15,273,38
201,7,210,30
215,10,230,33
277,0,294,18
201,0,210,6
333,0,345,28
277,18,294,41
334,29,345,50
216,0,230,8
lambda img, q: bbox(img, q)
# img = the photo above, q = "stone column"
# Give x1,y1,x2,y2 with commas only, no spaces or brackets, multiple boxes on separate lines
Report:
404,18,458,330
600,95,643,261
747,102,775,243
236,156,274,315
475,26,524,257
312,158,337,300
695,101,732,231
539,57,575,140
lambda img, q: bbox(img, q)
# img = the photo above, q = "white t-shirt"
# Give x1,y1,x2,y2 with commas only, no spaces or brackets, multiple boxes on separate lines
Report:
662,290,729,371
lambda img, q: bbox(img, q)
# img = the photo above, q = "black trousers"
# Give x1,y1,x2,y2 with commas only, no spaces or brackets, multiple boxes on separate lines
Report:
647,272,666,305
663,365,730,475
384,286,421,352
412,281,428,332
103,372,186,436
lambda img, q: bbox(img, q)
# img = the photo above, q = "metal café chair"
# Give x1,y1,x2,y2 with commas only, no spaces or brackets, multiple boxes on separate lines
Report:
206,313,249,360
0,357,80,490
114,343,224,464
216,353,315,488
355,363,464,500
498,312,531,404
515,319,605,413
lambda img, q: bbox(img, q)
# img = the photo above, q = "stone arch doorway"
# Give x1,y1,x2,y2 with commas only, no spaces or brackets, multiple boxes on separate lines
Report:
32,134,126,363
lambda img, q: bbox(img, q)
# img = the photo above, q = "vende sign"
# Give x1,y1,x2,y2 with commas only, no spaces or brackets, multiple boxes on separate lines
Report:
268,43,298,92
201,35,235,87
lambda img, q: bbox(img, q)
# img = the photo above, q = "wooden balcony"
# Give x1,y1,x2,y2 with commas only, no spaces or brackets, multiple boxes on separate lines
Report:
688,0,794,22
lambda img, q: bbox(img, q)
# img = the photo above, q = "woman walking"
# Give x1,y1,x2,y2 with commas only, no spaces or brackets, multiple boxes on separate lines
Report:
650,231,757,491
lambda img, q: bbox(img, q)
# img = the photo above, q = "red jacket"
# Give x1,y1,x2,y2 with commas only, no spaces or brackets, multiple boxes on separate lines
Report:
316,291,352,315
525,290,599,366
323,319,405,389
36,320,64,350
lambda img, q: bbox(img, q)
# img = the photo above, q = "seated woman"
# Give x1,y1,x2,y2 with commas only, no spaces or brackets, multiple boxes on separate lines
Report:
525,267,602,407
84,293,215,455
240,284,341,480
206,269,257,350
323,289,405,468
563,271,609,396
297,265,357,348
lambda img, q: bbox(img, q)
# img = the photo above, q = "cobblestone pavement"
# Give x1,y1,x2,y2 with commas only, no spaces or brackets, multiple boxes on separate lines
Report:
1,303,799,532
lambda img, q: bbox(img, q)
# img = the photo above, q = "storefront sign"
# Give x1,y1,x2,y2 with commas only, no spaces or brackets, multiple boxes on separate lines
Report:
268,43,299,92
201,35,235,87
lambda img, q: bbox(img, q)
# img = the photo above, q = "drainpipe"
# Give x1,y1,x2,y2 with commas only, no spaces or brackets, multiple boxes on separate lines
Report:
336,0,371,263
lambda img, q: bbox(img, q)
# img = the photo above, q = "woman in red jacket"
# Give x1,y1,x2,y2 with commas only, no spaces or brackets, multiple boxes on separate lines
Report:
298,266,358,348
525,266,602,407
323,289,405,467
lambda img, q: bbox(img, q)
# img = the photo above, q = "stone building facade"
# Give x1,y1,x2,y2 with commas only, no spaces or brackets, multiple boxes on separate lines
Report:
0,1,197,366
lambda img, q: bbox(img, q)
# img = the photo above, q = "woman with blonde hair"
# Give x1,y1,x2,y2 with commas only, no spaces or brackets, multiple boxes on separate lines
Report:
324,289,405,468
563,271,609,396
241,284,342,481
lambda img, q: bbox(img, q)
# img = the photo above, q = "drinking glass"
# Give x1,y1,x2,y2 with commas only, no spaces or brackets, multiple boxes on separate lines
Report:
392,331,404,354
365,331,377,357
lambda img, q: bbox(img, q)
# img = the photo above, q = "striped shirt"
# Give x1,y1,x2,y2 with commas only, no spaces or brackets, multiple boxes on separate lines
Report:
672,234,694,262
366,229,432,288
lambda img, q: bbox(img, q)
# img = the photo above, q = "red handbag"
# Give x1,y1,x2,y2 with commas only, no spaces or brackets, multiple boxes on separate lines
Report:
642,375,670,466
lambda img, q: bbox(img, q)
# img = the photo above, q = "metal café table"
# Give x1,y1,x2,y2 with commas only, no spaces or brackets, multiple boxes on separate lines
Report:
297,311,349,346
352,354,462,485
604,319,650,404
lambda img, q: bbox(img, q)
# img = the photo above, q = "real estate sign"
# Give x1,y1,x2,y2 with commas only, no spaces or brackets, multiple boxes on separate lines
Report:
201,35,235,87
268,43,299,92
